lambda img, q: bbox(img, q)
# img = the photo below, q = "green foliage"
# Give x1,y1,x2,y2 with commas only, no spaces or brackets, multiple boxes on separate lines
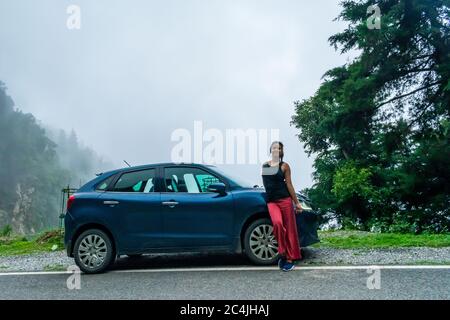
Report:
291,0,450,233
0,225,12,237
315,230,450,248
0,229,64,256
332,162,376,202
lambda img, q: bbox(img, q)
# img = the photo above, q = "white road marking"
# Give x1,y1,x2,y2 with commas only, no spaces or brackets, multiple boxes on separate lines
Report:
0,265,449,276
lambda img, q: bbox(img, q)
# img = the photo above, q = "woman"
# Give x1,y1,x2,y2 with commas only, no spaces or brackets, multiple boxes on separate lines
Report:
261,141,303,272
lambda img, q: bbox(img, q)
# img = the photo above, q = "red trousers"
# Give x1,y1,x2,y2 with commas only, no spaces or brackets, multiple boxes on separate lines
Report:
267,197,302,261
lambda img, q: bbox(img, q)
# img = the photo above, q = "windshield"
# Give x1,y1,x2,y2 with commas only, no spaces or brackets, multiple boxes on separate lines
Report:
210,166,256,188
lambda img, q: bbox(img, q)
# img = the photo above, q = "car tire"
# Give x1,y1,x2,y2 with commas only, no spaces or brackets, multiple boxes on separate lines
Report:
243,218,279,265
73,229,114,274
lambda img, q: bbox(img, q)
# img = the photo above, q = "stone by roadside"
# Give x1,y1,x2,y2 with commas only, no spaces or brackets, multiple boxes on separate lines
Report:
0,247,449,272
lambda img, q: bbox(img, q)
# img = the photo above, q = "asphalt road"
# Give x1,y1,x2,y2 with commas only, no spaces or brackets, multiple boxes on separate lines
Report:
0,254,449,299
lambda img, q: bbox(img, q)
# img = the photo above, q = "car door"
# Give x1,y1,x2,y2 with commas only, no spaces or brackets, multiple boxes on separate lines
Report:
98,168,163,251
160,166,235,248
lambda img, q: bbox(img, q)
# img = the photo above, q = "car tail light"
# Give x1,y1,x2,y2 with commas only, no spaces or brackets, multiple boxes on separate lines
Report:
67,195,75,211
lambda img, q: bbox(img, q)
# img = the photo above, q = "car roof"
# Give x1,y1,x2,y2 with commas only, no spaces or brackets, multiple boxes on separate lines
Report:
97,162,217,176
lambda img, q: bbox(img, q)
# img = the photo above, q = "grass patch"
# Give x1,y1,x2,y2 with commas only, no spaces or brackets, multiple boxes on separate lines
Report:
314,230,450,249
0,229,64,257
43,264,67,272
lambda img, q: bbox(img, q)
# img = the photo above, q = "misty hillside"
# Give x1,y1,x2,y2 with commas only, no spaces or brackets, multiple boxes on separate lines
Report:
45,127,113,188
0,81,113,234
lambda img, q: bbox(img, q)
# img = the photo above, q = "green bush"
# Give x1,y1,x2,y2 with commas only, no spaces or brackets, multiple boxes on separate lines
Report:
0,225,12,237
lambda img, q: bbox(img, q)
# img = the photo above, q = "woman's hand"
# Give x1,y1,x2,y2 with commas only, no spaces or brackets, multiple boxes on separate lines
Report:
294,202,303,214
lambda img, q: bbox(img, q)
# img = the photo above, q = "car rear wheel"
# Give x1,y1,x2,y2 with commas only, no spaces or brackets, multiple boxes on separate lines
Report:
244,218,279,265
73,229,114,274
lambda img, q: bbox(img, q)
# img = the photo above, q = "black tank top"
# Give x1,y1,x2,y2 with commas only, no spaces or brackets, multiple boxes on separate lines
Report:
261,161,290,202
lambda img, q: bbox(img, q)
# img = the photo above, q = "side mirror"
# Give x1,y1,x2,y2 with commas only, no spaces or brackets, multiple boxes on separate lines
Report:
207,183,227,195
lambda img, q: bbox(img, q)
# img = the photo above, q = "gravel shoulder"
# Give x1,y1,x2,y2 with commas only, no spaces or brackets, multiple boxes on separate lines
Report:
0,247,449,272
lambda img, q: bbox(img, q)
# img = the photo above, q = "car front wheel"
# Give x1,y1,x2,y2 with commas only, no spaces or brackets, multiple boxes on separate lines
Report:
73,229,114,274
244,218,279,265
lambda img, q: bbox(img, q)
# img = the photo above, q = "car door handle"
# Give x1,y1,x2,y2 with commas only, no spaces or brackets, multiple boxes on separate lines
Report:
103,200,119,205
162,201,179,208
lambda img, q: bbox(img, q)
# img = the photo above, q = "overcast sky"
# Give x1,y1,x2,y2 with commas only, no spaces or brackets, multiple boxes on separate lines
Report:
0,0,355,190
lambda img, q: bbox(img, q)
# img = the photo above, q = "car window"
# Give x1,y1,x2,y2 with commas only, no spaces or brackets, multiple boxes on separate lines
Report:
96,175,115,191
112,169,156,193
164,167,222,193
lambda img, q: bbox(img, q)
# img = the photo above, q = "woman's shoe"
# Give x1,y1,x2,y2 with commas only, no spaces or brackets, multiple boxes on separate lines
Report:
282,261,296,272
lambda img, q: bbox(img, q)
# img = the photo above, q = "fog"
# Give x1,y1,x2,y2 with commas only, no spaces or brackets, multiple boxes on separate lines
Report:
0,0,354,189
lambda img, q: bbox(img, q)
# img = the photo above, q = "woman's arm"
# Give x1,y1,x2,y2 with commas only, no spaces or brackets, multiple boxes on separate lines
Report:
282,162,303,214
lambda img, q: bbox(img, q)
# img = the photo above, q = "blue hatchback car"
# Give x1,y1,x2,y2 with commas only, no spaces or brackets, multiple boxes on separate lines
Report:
64,163,319,273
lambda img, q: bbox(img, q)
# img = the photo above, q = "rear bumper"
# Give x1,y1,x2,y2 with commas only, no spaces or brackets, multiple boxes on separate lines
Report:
233,236,242,254
66,240,73,257
64,211,75,257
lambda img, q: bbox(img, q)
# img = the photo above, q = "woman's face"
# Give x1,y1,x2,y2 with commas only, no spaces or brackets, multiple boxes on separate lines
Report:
270,143,284,159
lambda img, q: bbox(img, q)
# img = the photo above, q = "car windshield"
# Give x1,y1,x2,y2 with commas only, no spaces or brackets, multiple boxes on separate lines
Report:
209,166,256,188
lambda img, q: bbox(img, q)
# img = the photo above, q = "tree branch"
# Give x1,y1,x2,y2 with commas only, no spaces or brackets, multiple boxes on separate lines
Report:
406,88,443,130
375,81,442,110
